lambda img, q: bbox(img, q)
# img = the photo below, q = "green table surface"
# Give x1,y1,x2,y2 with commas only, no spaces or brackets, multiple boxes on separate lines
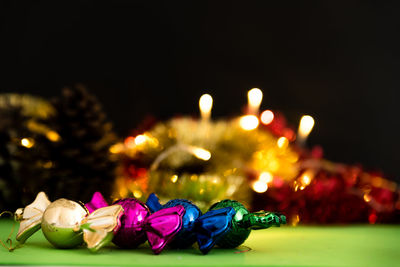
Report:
0,219,399,267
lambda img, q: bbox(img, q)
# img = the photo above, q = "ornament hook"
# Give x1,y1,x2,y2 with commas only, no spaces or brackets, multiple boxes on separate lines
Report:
0,211,22,252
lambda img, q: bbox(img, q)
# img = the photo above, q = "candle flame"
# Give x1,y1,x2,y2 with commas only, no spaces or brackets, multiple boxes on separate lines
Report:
298,115,315,137
199,94,213,120
247,88,263,113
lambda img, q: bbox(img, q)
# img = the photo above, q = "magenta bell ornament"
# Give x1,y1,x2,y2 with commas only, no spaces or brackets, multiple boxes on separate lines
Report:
15,192,124,252
86,192,185,254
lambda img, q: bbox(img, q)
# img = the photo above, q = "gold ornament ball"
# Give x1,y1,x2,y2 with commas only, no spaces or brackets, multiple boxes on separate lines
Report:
41,199,88,248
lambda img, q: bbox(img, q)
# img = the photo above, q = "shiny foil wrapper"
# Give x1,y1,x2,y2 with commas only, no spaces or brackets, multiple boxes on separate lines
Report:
15,192,124,252
147,194,202,248
86,193,185,254
112,198,150,248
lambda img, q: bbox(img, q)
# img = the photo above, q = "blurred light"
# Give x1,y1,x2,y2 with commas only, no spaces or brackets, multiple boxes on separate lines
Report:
252,180,268,193
119,187,128,198
170,175,178,183
124,136,136,148
212,177,220,184
301,175,311,186
268,160,279,172
273,177,284,188
239,115,259,130
43,161,53,169
288,154,299,163
168,129,176,138
260,110,274,125
133,190,143,198
259,172,273,183
134,135,147,145
199,94,213,120
283,128,296,141
223,169,233,177
199,188,205,194
21,138,34,148
363,194,372,202
46,131,60,142
189,147,211,161
109,143,124,154
371,177,383,187
293,181,299,192
277,136,289,149
292,214,300,226
298,115,315,138
300,170,314,186
247,88,263,114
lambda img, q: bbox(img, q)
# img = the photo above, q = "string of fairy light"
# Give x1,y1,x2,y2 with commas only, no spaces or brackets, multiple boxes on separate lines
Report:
13,90,399,224
111,88,316,195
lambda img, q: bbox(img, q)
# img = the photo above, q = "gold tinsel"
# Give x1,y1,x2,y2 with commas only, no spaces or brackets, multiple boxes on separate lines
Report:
113,116,300,210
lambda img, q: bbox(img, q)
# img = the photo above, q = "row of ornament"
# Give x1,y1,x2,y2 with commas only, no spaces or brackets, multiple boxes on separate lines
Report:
13,192,285,254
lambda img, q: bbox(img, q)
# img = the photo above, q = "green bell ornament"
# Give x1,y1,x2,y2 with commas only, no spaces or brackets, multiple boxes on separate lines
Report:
15,192,124,252
208,200,286,248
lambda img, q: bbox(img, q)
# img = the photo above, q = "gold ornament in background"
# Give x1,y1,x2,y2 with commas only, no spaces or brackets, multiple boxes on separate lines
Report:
0,94,56,119
0,93,60,142
113,116,300,210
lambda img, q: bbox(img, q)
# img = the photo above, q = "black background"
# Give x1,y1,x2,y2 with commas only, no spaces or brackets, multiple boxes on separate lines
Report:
1,1,399,181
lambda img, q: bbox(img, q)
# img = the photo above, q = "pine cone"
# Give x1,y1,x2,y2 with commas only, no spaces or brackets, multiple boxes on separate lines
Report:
49,84,117,202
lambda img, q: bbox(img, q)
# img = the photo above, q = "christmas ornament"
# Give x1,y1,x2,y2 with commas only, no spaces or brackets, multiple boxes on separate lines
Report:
146,193,236,251
113,116,299,210
193,205,236,254
85,192,185,254
145,193,285,254
208,200,286,249
146,193,202,248
15,192,124,252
